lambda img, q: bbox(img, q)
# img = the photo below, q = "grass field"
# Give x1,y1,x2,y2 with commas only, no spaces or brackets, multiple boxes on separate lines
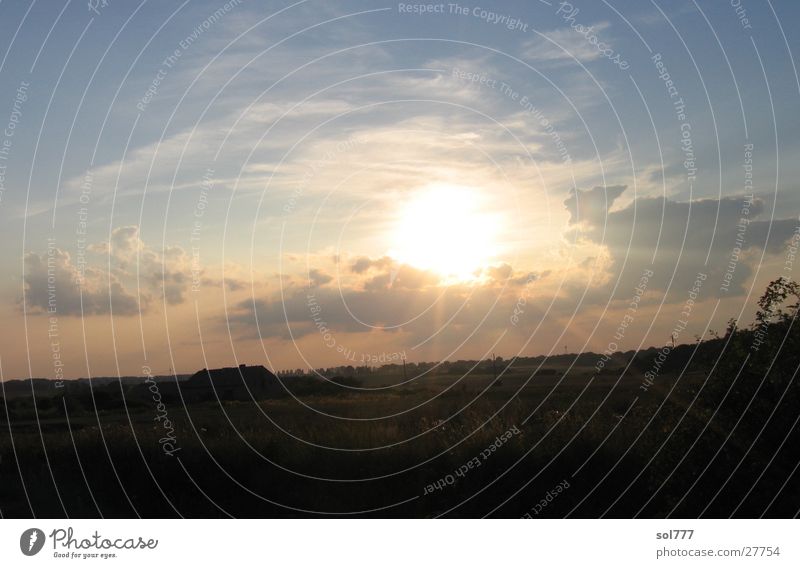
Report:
2,355,797,518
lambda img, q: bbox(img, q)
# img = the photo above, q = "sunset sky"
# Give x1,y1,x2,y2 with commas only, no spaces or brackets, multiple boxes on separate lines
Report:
1,0,799,379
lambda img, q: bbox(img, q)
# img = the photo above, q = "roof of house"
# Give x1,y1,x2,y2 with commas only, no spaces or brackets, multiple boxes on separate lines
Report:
186,365,277,388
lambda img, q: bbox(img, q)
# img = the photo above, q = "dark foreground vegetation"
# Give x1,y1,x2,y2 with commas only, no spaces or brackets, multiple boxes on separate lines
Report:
1,279,799,518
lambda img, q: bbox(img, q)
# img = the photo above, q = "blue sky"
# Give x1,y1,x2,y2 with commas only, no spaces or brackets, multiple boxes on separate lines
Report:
1,0,799,378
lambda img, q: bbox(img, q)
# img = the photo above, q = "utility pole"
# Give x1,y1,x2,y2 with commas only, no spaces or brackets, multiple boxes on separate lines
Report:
402,357,407,381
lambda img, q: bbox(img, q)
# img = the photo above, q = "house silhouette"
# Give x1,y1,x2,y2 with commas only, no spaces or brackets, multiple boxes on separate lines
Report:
182,364,281,401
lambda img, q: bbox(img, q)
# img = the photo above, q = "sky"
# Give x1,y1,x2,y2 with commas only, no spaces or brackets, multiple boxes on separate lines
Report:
0,0,799,379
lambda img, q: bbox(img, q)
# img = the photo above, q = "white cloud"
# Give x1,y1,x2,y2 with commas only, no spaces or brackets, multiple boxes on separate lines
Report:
23,226,195,316
23,248,140,316
522,22,613,65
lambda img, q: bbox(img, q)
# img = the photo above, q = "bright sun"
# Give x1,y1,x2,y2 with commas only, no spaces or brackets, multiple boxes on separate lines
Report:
390,183,501,280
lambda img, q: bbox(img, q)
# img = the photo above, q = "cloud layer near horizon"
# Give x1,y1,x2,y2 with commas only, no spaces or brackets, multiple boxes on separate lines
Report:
22,226,190,316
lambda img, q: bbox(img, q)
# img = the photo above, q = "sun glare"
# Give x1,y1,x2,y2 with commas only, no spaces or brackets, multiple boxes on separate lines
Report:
390,183,501,280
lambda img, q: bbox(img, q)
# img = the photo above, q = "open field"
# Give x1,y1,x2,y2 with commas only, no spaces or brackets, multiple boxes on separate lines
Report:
2,355,798,518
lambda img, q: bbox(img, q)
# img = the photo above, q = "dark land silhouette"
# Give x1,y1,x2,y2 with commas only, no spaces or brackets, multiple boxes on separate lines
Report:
1,278,799,518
